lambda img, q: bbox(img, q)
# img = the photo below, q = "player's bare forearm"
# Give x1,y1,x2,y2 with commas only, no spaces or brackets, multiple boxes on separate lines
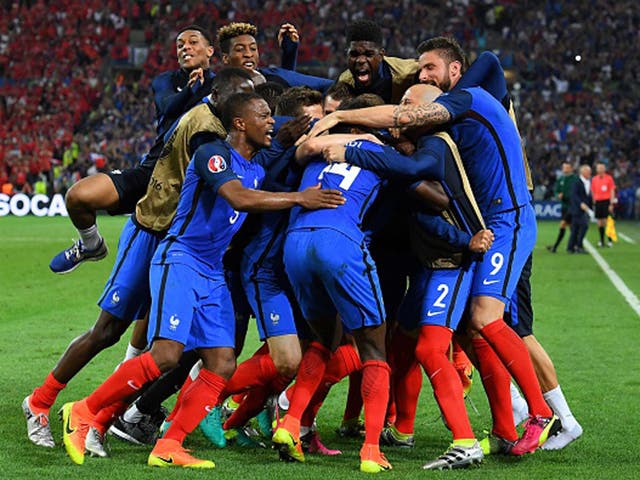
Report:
411,180,449,211
296,133,380,163
220,181,344,212
392,102,451,128
308,105,396,137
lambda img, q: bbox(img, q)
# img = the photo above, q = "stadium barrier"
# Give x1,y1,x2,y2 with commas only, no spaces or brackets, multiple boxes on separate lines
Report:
1,195,562,220
532,200,562,220
0,193,68,217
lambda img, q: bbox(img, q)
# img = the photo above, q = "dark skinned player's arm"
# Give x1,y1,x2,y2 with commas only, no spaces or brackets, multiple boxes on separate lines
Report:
410,180,449,211
295,133,381,165
217,179,344,212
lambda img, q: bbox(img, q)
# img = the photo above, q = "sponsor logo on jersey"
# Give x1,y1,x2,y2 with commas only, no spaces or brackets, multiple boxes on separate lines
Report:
207,155,227,173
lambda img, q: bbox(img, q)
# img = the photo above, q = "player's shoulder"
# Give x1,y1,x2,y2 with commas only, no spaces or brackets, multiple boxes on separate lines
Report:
415,133,451,160
193,140,231,169
383,56,419,75
151,69,178,88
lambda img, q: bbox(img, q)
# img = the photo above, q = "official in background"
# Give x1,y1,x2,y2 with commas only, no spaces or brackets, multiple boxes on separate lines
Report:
591,162,616,247
567,165,593,254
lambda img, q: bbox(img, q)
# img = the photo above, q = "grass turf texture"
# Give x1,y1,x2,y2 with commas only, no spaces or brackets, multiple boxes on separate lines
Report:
1,215,639,479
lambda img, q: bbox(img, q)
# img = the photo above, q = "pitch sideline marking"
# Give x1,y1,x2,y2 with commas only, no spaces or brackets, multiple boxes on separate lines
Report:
584,240,640,318
618,232,636,244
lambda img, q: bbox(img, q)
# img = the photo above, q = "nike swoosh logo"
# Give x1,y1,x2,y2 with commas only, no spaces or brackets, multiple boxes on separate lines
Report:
157,456,174,464
426,310,445,317
205,405,212,413
64,409,75,435
482,279,500,285
127,380,141,391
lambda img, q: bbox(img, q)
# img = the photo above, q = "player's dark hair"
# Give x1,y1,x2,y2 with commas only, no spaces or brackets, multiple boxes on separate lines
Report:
330,93,384,134
176,24,213,46
275,86,323,117
221,92,264,131
218,22,258,53
212,66,253,98
341,93,385,110
417,36,469,73
255,82,286,114
346,19,383,46
324,82,354,105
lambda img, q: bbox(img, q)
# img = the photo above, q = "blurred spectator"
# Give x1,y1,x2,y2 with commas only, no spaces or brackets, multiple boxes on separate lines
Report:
1,0,637,201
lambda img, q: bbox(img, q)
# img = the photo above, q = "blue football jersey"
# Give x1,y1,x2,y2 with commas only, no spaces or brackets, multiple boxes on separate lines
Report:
434,86,531,215
289,154,384,244
240,137,302,270
455,52,508,104
153,140,265,274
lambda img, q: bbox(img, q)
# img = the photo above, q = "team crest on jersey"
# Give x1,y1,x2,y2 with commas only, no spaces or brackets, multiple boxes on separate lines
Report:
208,155,227,173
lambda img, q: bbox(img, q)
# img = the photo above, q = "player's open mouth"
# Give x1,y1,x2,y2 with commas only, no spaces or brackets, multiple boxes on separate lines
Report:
183,54,193,61
243,61,256,69
356,71,370,84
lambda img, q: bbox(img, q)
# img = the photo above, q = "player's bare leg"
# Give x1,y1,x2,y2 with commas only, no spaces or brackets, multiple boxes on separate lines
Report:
523,335,582,450
50,174,117,273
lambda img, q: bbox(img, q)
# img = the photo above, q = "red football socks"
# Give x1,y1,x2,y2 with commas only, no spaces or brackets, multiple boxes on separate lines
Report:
286,342,331,423
223,385,270,430
361,360,391,446
388,329,421,434
342,370,363,423
92,401,128,435
166,373,195,423
85,352,161,415
480,320,552,418
416,326,474,440
472,336,518,441
164,368,226,443
221,345,277,398
30,372,66,413
300,344,362,427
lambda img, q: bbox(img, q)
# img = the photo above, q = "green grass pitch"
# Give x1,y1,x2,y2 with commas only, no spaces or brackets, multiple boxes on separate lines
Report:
1,215,639,479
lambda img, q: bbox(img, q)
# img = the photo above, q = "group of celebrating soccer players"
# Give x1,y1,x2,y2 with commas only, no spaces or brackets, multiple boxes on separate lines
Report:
23,18,582,473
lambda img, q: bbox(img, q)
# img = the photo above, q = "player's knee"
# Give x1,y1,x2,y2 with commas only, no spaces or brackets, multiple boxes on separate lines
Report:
87,319,127,350
149,346,182,373
201,348,236,380
65,182,91,210
273,353,300,379
414,341,446,374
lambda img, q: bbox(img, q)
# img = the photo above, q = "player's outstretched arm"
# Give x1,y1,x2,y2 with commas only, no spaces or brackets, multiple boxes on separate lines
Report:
308,103,451,138
279,23,299,71
296,133,381,164
218,180,345,212
323,140,443,181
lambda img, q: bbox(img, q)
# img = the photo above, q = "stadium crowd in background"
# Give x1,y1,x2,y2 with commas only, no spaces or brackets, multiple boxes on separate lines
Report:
1,0,639,216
